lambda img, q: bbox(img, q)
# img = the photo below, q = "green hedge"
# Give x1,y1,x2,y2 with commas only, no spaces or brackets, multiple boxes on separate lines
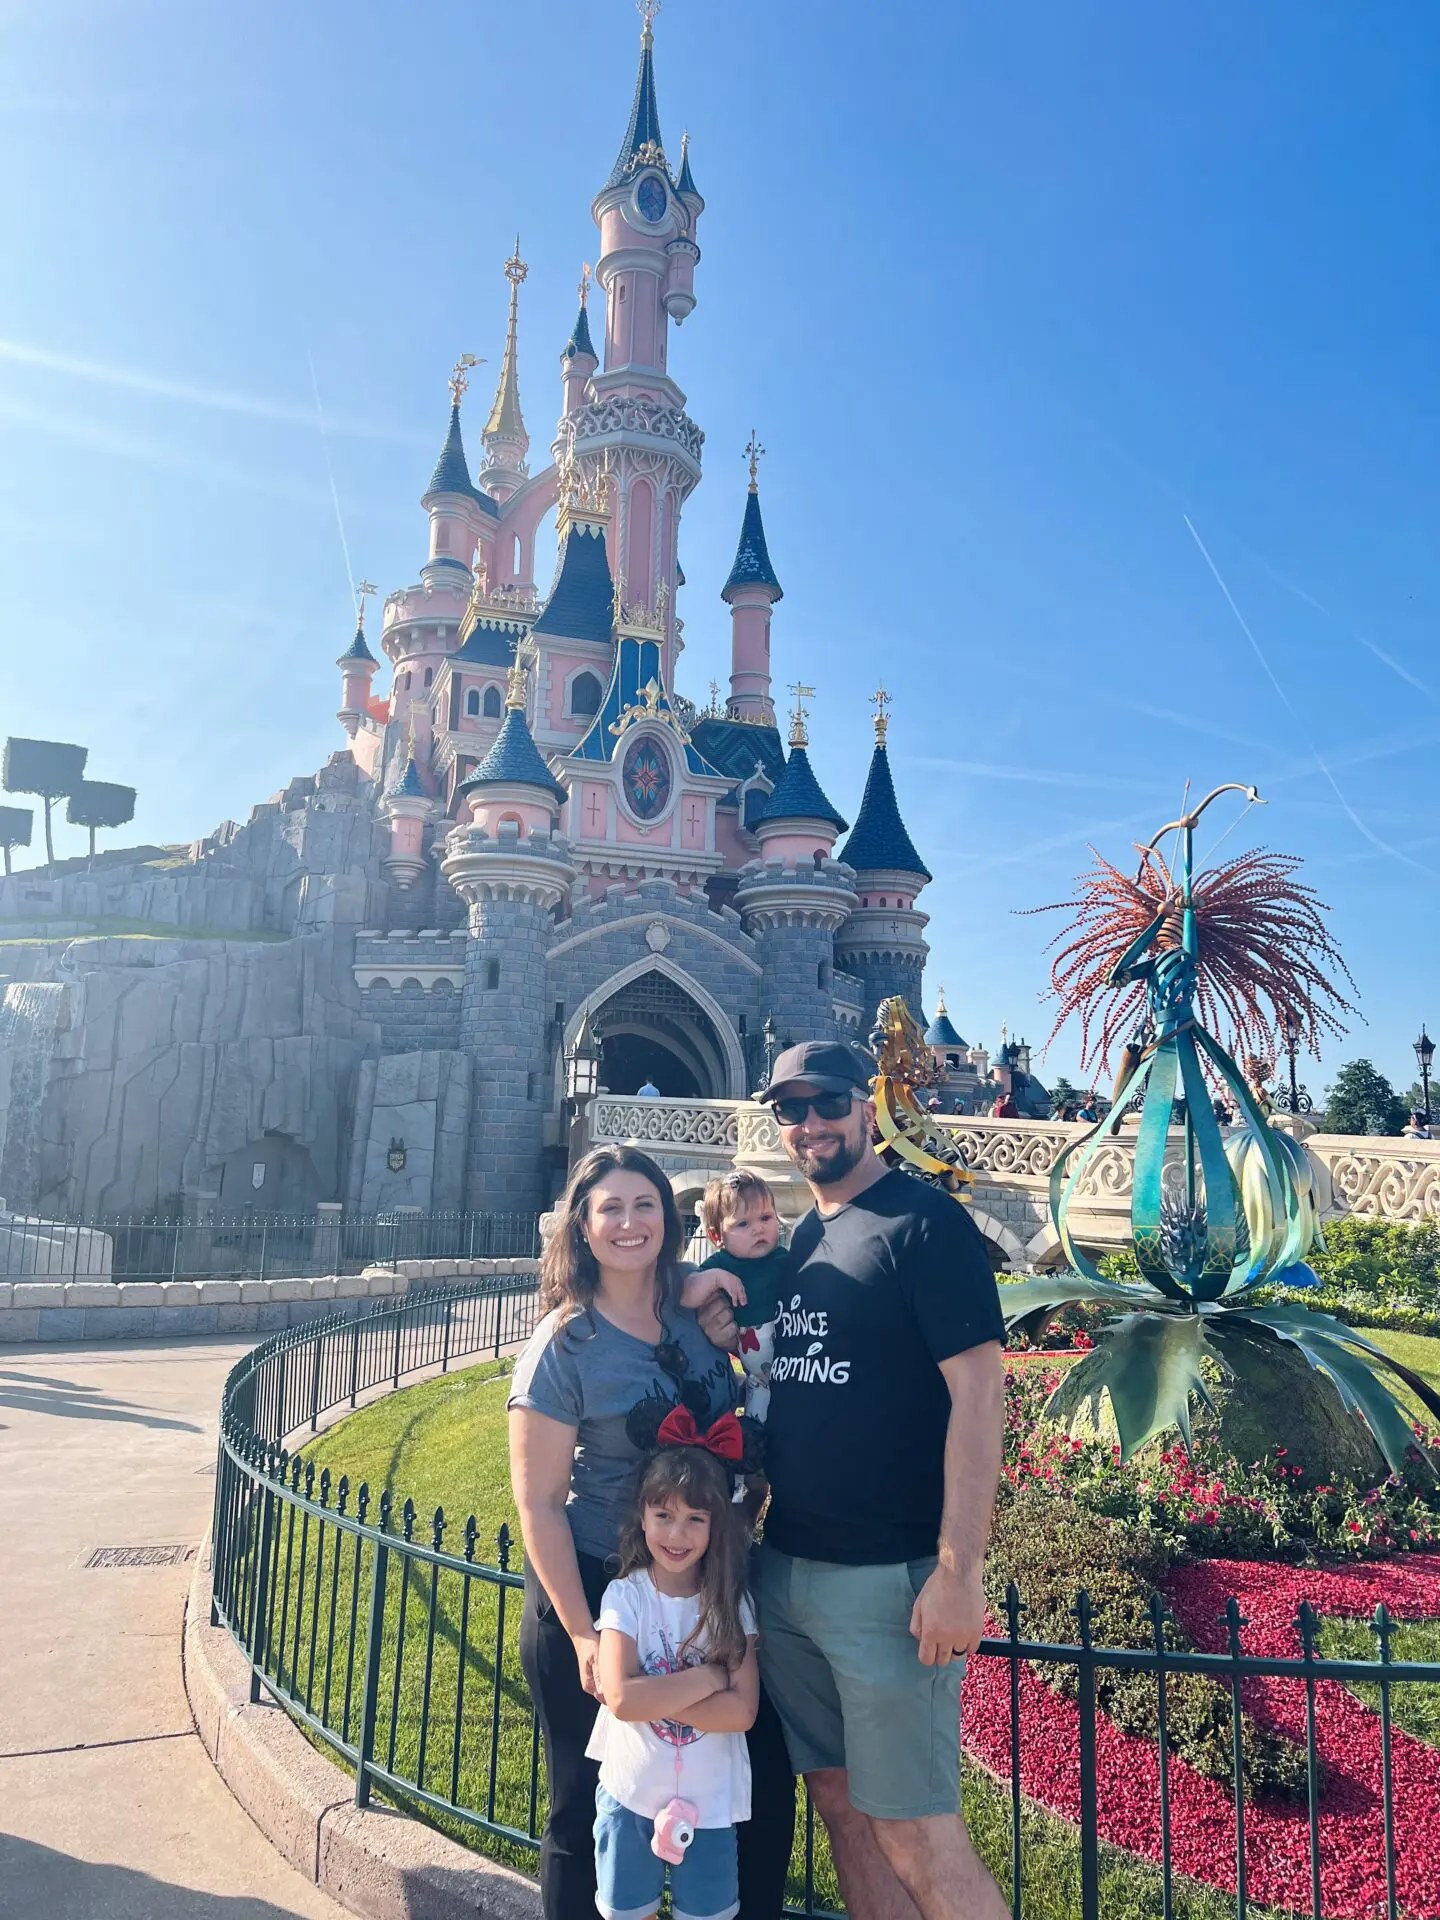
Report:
985,1490,1311,1801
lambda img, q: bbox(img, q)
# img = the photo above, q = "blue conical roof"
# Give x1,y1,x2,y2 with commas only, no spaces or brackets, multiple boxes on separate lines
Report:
458,705,567,805
758,746,847,832
839,743,930,880
722,489,782,599
676,138,701,202
426,404,481,501
387,755,426,800
534,521,614,644
337,623,377,667
606,29,665,188
564,302,597,362
925,1007,964,1048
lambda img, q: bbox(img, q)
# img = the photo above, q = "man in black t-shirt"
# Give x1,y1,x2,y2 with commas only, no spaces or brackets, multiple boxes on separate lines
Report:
701,1041,1008,1920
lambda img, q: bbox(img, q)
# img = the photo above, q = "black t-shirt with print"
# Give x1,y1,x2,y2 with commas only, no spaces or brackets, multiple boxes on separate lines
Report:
763,1168,1006,1566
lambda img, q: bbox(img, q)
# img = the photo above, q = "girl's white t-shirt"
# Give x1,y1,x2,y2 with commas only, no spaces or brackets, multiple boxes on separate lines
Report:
585,1569,755,1828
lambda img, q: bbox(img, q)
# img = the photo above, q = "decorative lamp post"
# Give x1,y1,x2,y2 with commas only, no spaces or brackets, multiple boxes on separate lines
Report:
760,1013,778,1093
1416,1028,1435,1125
565,1013,601,1171
1283,1008,1301,1113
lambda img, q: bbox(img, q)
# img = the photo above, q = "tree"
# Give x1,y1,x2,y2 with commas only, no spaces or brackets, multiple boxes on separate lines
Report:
1048,1075,1080,1116
66,779,136,870
2,738,87,873
1322,1058,1408,1137
0,804,32,877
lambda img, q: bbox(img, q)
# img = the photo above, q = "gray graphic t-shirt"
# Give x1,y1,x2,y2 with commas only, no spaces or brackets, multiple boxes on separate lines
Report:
508,1303,737,1560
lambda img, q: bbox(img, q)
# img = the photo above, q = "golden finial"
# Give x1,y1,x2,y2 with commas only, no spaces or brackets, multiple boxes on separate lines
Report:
505,645,529,711
448,353,481,407
356,581,377,629
871,684,891,747
744,429,765,494
638,0,660,45
936,983,947,1013
504,237,529,289
787,682,814,750
707,677,720,714
406,710,417,758
578,262,592,307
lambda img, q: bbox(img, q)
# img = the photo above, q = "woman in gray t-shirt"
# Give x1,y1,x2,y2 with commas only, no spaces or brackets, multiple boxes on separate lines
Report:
509,1145,736,1920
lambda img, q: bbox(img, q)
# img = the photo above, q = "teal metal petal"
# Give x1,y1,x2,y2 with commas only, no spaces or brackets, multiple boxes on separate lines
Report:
1000,1272,1151,1342
1046,1310,1214,1461
1132,1038,1181,1294
1176,1034,1238,1299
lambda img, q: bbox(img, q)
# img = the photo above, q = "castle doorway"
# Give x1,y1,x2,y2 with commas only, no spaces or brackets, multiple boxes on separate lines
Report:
589,967,730,1101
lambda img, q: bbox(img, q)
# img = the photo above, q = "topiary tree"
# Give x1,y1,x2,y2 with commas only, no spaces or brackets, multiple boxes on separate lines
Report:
2,738,88,874
0,804,32,877
1323,1058,1407,1137
66,779,136,870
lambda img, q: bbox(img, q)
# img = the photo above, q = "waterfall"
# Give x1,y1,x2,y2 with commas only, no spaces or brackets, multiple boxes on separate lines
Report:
0,982,66,1211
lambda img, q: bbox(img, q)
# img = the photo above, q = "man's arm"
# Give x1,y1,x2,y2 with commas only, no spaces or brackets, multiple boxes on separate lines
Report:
909,1339,1004,1667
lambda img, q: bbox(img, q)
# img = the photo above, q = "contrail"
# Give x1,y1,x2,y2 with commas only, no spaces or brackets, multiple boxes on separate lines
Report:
0,337,418,443
307,350,356,607
1183,515,1439,879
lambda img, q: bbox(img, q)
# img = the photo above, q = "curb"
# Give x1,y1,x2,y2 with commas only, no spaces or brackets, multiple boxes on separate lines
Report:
183,1533,542,1920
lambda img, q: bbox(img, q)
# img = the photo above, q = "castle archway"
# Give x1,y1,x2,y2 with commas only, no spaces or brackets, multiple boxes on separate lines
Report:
561,957,747,1103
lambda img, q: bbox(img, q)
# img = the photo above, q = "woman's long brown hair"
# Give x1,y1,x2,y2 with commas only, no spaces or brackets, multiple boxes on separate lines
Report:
539,1145,685,1338
616,1446,751,1669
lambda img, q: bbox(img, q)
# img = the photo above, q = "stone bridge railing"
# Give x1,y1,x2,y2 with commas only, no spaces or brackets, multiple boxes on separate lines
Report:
588,1098,1440,1268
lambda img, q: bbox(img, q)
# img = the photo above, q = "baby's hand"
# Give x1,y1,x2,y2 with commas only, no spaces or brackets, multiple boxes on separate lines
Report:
713,1270,747,1309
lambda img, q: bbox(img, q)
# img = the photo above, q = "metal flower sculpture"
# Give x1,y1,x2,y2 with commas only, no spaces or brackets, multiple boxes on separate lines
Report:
1004,784,1440,1474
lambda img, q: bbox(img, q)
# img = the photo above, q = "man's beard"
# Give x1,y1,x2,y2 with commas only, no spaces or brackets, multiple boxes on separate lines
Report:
792,1131,867,1185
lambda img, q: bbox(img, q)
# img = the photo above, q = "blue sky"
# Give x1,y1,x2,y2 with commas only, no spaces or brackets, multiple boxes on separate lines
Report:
1,0,1436,1098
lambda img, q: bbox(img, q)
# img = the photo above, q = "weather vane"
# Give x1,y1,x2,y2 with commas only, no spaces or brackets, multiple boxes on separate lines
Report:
787,681,814,748
504,237,529,288
356,581,377,627
448,354,481,406
638,0,661,40
578,262,592,306
744,429,765,492
871,685,891,746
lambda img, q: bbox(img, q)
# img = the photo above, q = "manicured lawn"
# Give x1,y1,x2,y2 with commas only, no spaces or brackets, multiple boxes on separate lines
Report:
291,1357,1292,1918
1367,1328,1440,1421
1316,1615,1440,1748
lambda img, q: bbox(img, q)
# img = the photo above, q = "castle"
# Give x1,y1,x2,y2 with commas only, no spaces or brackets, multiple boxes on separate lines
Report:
0,14,1041,1224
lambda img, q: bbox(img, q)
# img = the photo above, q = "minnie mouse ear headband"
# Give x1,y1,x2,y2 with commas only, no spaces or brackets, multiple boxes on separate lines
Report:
626,1390,766,1488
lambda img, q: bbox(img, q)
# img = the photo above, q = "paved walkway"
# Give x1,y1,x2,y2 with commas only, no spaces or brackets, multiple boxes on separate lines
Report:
0,1336,346,1919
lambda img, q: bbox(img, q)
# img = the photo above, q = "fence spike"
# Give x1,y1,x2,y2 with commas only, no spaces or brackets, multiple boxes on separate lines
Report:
464,1514,478,1564
497,1521,512,1572
377,1487,392,1532
337,1474,350,1515
356,1481,370,1524
432,1505,446,1550
319,1467,332,1508
303,1458,316,1498
402,1495,417,1542
1073,1585,1093,1646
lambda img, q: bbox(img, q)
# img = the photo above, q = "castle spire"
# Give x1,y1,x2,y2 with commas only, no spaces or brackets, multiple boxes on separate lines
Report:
722,438,781,725
606,0,666,188
481,243,530,492
561,263,599,417
425,358,484,501
839,698,931,882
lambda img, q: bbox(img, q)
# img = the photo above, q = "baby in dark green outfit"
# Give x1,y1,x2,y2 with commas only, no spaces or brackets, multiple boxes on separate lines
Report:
680,1170,789,1421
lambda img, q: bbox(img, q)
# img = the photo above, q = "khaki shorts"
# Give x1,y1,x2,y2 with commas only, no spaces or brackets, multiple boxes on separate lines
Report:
752,1542,963,1820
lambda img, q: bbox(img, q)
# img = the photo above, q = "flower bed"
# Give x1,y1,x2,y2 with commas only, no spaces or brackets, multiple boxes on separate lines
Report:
963,1556,1440,1916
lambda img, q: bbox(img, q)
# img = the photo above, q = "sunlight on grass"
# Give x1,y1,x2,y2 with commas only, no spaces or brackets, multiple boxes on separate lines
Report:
1316,1615,1440,1749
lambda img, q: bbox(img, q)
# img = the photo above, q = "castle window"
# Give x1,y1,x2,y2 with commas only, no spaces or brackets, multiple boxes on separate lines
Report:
879,897,887,908
813,849,825,870
423,666,433,688
817,960,831,991
483,958,500,990
466,688,481,718
483,685,503,718
436,523,450,552
401,672,412,691
513,535,522,574
570,670,602,717
526,1071,539,1101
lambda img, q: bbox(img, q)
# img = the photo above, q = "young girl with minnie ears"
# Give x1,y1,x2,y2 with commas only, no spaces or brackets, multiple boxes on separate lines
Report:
586,1400,761,1920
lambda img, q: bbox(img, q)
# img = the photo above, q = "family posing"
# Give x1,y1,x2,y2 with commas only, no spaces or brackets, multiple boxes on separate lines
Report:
508,1040,1009,1920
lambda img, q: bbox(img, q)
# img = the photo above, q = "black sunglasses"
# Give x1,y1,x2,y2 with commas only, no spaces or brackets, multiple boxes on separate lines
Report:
653,1339,689,1385
770,1090,857,1127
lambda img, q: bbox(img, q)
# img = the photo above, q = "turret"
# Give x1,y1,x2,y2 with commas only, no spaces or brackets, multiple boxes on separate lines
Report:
480,244,531,501
736,691,857,1048
665,132,703,322
421,360,489,590
562,265,599,417
835,691,931,1032
721,436,781,725
442,657,575,1211
382,740,437,890
336,590,380,738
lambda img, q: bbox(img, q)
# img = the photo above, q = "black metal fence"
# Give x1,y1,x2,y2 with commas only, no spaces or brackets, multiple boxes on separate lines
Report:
211,1283,1437,1920
0,1207,540,1282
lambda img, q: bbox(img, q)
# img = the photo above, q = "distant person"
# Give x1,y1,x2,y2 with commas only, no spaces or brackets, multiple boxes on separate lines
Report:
1402,1111,1432,1141
1212,1097,1234,1127
1076,1097,1099,1124
1059,1102,1078,1123
926,1092,943,1113
992,1091,1018,1119
637,1078,661,1099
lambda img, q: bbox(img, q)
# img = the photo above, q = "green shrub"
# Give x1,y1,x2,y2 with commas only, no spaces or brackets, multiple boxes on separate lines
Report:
985,1490,1311,1801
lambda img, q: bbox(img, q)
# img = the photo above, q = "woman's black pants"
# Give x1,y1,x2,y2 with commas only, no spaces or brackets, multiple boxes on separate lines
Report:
519,1552,797,1920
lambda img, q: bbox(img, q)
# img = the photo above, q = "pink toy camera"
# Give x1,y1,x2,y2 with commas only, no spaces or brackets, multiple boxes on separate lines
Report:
650,1797,699,1864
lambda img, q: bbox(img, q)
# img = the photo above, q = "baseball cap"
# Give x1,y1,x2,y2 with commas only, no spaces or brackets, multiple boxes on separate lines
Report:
762,1040,875,1104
